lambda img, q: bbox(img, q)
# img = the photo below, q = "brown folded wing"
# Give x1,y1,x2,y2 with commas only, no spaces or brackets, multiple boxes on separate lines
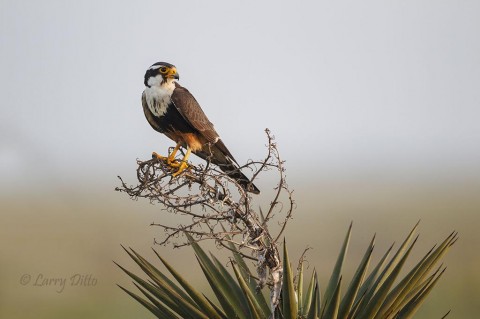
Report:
170,84,219,143
170,83,237,163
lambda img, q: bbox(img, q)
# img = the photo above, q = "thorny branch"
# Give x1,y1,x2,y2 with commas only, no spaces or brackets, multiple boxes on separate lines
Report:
116,129,295,311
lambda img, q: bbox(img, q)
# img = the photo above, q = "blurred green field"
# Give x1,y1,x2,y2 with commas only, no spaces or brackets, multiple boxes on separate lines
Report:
1,178,479,318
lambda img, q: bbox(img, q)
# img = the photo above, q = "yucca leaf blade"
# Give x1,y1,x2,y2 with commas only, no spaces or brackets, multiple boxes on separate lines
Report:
124,246,194,303
116,261,207,319
204,295,229,319
396,267,447,319
297,262,304,316
354,242,393,309
153,249,224,319
306,282,320,319
384,231,457,318
375,245,436,319
378,232,456,319
403,232,457,290
302,269,317,316
133,282,181,319
118,284,167,318
357,235,419,319
115,262,180,314
226,240,271,316
186,233,249,319
390,265,444,318
322,276,342,319
338,235,375,319
354,223,419,314
211,253,251,315
195,255,240,319
282,241,297,319
232,263,269,319
322,222,352,315
378,222,420,288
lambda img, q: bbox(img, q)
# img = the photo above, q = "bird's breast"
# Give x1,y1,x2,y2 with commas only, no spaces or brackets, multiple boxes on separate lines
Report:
144,86,173,117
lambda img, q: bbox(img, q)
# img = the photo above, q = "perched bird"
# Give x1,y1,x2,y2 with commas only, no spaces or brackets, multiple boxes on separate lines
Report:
141,62,260,194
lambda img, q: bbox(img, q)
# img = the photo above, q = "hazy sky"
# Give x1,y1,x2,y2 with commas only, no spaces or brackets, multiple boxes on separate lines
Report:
1,0,479,192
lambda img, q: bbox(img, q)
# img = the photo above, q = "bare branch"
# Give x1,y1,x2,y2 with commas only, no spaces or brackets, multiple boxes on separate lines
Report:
116,129,294,311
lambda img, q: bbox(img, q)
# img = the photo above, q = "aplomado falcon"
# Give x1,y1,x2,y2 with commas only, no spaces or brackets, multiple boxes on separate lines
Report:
141,62,260,194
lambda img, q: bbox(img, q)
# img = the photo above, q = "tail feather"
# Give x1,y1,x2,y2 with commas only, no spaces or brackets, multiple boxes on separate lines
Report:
217,162,260,194
194,141,260,194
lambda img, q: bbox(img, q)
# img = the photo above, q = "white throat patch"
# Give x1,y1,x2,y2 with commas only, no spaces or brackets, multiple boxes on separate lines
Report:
144,77,176,117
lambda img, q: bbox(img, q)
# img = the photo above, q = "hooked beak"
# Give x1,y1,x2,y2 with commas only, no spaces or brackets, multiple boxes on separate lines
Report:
168,67,179,80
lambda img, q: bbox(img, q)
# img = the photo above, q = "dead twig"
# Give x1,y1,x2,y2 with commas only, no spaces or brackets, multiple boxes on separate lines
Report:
116,128,294,311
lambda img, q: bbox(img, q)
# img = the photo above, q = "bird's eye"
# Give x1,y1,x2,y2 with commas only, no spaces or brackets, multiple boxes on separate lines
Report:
159,67,167,73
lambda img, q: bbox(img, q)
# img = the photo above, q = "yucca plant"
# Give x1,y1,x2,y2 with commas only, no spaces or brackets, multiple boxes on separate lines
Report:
117,223,456,319
117,131,455,318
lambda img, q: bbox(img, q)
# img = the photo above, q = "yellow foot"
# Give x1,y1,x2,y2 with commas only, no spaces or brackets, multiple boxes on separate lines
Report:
152,152,182,168
167,158,181,168
152,152,167,161
172,161,189,177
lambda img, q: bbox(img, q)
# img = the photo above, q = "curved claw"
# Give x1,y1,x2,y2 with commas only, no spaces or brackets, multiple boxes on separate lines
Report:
167,158,181,168
153,145,191,176
152,151,182,168
152,152,168,161
172,162,189,177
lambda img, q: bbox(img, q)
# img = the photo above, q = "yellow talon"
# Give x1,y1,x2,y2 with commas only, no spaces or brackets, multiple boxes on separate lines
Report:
167,159,181,167
153,144,192,176
172,161,189,177
152,142,182,167
152,152,168,161
166,143,181,167
172,147,192,177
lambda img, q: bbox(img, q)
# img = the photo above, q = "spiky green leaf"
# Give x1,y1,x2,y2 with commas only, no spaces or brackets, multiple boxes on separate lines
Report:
395,267,446,319
322,276,342,319
306,282,320,319
282,241,297,319
232,263,269,319
226,240,271,316
153,249,224,319
133,283,180,319
323,222,352,315
297,262,304,316
338,235,375,319
122,246,194,303
357,235,419,319
116,262,198,318
118,284,168,318
186,233,250,319
302,269,317,316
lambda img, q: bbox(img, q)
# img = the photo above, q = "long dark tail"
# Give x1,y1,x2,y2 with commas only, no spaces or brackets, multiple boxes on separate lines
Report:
217,162,260,194
195,140,260,194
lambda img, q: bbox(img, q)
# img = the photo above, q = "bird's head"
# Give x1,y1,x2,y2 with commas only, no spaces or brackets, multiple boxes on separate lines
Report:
144,62,180,87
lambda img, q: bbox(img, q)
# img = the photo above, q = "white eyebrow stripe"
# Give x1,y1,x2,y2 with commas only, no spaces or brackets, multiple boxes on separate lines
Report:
149,65,162,70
